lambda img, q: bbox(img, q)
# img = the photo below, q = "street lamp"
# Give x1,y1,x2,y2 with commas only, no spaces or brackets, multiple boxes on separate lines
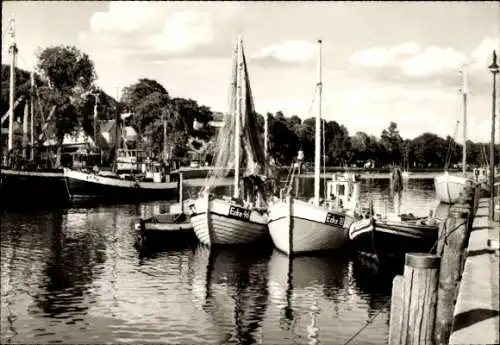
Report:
488,50,498,220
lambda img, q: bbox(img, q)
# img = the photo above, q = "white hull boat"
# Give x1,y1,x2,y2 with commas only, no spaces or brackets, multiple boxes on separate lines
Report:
268,198,351,255
191,194,268,246
268,40,357,256
434,172,473,204
190,36,271,247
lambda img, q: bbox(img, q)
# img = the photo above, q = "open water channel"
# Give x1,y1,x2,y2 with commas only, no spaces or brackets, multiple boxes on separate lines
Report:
1,176,446,344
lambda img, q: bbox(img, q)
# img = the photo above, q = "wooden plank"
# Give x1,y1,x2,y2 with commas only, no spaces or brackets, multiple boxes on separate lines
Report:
400,253,440,345
389,274,404,345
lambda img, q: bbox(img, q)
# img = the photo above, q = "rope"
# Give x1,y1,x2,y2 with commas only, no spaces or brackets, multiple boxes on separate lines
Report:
343,210,468,345
444,120,460,170
480,143,489,167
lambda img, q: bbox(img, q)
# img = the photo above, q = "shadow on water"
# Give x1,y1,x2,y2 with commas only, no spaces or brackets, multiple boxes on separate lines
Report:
31,209,107,319
1,208,106,343
191,245,271,345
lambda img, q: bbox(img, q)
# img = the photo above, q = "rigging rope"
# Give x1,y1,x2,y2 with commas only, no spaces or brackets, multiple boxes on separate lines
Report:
445,120,460,170
343,209,469,345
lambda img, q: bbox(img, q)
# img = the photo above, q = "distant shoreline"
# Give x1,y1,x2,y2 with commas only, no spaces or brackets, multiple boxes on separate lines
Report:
172,166,461,180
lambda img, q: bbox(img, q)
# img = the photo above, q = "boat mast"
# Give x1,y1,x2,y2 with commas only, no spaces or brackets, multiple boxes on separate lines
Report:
233,36,243,199
30,71,35,161
22,97,28,158
264,112,268,162
461,67,468,175
313,39,323,207
8,16,17,153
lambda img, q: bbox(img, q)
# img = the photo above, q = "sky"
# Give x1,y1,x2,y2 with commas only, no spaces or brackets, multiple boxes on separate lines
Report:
2,1,499,143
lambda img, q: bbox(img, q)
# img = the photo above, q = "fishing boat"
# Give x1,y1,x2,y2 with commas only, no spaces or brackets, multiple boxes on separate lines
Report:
435,68,474,204
1,18,69,206
348,212,440,264
190,36,270,246
268,40,358,255
134,173,196,250
63,157,178,201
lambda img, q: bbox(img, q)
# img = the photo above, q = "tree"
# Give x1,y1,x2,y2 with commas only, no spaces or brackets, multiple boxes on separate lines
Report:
350,131,370,164
380,121,403,166
411,133,448,168
121,78,169,113
34,46,97,166
36,45,96,92
268,111,299,164
323,120,350,165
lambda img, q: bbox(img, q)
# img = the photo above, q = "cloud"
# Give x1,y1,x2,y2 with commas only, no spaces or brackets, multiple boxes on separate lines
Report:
79,2,243,61
250,40,316,67
349,37,499,93
89,2,165,34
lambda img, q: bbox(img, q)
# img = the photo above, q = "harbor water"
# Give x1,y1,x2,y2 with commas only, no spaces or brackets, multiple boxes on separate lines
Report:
1,176,446,344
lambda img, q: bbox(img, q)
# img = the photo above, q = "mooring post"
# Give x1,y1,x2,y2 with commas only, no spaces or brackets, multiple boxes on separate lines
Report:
437,205,466,257
389,275,404,345
400,253,440,345
434,208,468,345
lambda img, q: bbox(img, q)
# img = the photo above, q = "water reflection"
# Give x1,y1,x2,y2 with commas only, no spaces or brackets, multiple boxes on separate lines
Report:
191,245,271,345
1,177,440,344
267,251,351,345
32,209,108,320
351,256,394,319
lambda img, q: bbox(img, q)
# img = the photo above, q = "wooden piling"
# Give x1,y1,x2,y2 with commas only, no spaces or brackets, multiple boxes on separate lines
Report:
389,275,404,345
434,208,468,345
399,253,440,345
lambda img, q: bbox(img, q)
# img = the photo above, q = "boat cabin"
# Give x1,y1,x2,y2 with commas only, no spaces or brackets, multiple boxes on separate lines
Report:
143,159,171,183
325,173,361,211
116,149,146,173
473,167,489,183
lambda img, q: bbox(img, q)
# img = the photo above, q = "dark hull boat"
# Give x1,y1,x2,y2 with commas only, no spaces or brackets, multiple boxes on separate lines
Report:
134,212,196,251
348,214,439,265
0,168,68,208
63,168,178,202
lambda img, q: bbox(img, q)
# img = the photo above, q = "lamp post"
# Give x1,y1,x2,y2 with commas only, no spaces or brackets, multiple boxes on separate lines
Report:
488,51,499,220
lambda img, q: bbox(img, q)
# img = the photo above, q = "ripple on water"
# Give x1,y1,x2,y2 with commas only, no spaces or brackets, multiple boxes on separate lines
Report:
0,179,439,344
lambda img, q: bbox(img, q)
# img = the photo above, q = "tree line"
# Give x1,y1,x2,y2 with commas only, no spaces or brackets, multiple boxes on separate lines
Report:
1,45,499,168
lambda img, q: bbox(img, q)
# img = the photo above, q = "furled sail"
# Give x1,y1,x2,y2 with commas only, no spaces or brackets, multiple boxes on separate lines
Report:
203,38,267,196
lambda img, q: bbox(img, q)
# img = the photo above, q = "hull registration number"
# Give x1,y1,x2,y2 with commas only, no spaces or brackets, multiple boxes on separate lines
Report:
228,206,251,221
325,212,345,227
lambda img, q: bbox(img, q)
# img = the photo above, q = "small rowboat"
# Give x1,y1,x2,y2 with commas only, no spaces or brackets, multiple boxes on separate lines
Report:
134,212,195,251
134,212,193,232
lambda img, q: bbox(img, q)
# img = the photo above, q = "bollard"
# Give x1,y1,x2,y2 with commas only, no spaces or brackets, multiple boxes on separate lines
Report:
400,253,440,345
436,208,464,257
434,208,468,345
389,275,404,345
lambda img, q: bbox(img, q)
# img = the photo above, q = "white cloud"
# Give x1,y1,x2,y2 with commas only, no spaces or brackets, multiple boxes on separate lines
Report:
399,46,467,77
80,2,242,60
470,37,499,65
145,11,215,54
348,37,500,94
251,40,316,65
89,2,165,34
349,42,421,68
